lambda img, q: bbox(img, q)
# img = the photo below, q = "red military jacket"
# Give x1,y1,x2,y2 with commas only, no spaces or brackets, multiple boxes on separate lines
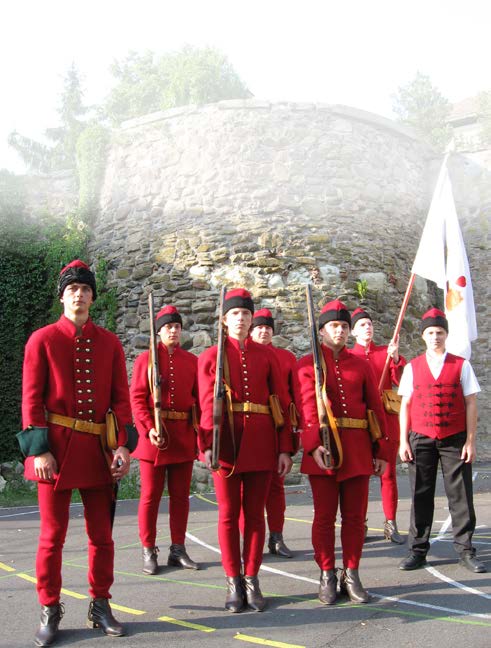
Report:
271,345,301,452
21,315,132,491
198,336,294,473
409,353,466,439
130,343,199,466
351,341,406,442
297,344,389,481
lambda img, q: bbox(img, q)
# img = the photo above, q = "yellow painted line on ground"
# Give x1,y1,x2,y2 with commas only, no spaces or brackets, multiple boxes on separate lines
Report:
111,603,146,615
195,493,217,506
0,561,16,572
16,573,88,599
234,633,305,647
159,615,215,632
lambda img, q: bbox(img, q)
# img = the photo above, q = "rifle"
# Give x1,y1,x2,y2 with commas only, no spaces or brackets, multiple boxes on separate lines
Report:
211,286,227,470
306,284,333,470
148,291,164,446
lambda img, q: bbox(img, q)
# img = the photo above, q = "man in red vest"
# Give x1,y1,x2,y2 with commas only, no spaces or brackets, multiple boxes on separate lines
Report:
251,308,300,558
198,289,293,613
130,305,199,574
350,308,406,544
297,299,389,605
398,308,486,573
17,260,134,646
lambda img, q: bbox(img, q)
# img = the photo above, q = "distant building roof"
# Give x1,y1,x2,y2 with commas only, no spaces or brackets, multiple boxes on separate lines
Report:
448,96,481,125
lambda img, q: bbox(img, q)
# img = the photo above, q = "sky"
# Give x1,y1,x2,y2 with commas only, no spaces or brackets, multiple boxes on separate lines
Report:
1,0,490,173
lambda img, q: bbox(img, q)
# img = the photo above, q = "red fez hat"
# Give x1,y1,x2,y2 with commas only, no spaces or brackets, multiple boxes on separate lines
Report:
223,288,255,315
421,308,448,333
155,305,183,332
351,307,372,329
57,259,97,300
319,299,351,330
252,308,274,331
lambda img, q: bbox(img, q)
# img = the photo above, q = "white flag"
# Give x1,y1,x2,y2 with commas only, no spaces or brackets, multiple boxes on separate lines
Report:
411,156,478,359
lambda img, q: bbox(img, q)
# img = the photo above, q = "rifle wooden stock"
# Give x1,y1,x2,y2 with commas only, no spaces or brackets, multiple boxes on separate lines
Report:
306,284,333,470
148,292,164,446
211,286,227,470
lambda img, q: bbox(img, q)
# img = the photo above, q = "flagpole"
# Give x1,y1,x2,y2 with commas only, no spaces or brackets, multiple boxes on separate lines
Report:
377,273,416,393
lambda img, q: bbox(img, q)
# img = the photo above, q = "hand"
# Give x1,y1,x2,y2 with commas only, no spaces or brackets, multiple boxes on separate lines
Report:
373,458,387,476
461,440,476,464
399,440,413,463
203,449,213,471
388,335,400,364
312,446,331,471
34,452,57,481
148,427,165,448
278,452,293,477
111,446,130,480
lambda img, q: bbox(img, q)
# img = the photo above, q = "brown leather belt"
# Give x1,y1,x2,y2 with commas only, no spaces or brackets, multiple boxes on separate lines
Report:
47,412,106,435
335,417,368,429
161,410,189,421
231,402,271,415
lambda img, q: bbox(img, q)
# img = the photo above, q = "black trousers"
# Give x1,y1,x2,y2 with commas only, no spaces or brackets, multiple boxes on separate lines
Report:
407,430,476,556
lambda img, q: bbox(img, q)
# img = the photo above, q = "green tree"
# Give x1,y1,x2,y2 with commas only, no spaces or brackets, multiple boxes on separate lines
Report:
392,71,452,150
104,45,252,125
9,63,88,172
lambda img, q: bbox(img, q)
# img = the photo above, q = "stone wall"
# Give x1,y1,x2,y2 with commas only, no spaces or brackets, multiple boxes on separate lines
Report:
88,100,490,460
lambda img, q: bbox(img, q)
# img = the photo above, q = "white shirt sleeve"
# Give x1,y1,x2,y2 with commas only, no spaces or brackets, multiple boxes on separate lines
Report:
461,360,481,396
397,363,413,398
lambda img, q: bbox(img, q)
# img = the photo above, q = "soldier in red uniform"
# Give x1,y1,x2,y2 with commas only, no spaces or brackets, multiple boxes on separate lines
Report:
297,299,388,605
198,289,293,613
350,308,406,544
17,260,134,646
130,305,199,574
250,308,299,558
398,308,486,573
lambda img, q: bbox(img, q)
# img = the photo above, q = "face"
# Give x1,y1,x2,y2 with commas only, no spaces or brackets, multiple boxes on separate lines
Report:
60,282,93,318
422,326,447,353
251,324,273,345
352,317,373,345
320,320,350,350
224,308,253,341
159,322,182,348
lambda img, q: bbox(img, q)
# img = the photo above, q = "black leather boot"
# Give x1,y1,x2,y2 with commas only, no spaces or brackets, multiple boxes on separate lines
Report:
339,568,369,603
168,544,200,570
34,603,64,647
268,532,293,558
318,569,337,605
384,520,405,544
142,545,159,574
243,575,267,612
225,576,245,613
87,598,125,636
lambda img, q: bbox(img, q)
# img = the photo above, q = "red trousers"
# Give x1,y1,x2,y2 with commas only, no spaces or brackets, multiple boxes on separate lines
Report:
379,439,399,520
213,470,272,577
309,474,369,570
36,482,114,606
138,460,193,547
265,471,286,533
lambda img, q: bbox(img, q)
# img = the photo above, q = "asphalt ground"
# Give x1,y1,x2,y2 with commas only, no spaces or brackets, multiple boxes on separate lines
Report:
1,464,490,648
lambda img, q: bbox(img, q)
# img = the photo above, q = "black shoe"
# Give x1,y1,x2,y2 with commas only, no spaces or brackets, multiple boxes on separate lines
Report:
318,569,337,605
34,603,64,647
243,575,267,612
459,552,487,573
142,545,159,575
268,532,293,558
384,520,405,545
168,544,200,570
225,576,245,613
339,568,369,603
87,598,125,636
399,553,427,571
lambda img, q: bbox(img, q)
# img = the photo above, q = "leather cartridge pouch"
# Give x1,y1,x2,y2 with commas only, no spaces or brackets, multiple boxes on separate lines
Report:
105,410,119,450
367,409,382,442
382,389,402,415
268,394,285,428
